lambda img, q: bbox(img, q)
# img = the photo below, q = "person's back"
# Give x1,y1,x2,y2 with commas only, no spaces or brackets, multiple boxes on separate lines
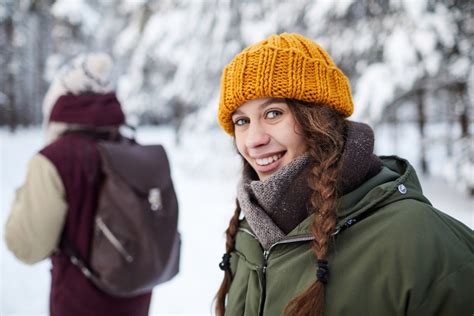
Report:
4,53,152,315
45,132,151,315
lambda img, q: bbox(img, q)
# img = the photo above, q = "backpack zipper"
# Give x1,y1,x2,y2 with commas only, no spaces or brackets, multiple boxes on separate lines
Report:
96,217,134,263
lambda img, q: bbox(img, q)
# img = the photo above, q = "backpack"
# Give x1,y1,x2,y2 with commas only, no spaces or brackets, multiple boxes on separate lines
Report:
65,136,180,297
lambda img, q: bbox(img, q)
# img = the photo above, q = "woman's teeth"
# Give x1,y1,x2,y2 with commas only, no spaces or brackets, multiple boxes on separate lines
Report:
256,154,282,166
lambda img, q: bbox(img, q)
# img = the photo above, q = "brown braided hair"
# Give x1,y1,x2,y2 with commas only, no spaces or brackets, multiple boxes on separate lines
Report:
214,160,257,315
215,100,346,316
214,200,240,315
283,100,346,316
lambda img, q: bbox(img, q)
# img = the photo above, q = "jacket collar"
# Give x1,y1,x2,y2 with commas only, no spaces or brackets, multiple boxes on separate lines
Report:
240,156,431,238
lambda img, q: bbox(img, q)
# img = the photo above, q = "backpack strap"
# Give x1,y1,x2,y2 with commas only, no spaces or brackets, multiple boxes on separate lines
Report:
61,236,98,281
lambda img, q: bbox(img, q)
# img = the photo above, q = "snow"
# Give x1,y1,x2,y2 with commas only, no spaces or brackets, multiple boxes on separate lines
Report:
384,28,419,90
114,19,142,57
305,0,356,24
353,63,394,123
0,5,6,21
401,0,427,19
51,0,100,35
1,126,472,315
430,4,456,48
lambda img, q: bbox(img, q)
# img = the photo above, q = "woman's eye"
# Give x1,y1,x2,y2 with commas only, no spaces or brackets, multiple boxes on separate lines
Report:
234,118,249,126
265,110,282,119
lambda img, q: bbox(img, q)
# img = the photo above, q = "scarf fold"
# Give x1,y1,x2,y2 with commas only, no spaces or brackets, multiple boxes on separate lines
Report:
237,121,382,250
237,154,312,250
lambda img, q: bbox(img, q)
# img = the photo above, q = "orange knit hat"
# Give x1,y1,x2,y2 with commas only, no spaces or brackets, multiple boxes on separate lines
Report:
218,33,354,135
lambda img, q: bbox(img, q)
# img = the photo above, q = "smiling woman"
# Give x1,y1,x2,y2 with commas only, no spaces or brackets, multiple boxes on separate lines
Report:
232,97,307,181
214,33,474,316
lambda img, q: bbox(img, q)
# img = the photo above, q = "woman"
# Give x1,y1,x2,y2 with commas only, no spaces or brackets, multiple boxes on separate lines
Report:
214,33,473,316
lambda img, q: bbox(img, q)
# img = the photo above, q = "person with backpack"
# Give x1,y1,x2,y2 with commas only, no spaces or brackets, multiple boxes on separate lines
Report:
214,33,474,316
4,53,179,316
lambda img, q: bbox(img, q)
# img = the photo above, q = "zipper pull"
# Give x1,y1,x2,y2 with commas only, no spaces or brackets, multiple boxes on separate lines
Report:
332,218,358,236
262,250,270,274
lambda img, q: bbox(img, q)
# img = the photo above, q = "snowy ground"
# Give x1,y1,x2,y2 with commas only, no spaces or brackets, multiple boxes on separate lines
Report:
1,126,472,316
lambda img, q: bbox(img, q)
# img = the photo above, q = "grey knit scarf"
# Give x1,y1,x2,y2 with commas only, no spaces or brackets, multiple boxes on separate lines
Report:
237,154,312,250
237,121,382,250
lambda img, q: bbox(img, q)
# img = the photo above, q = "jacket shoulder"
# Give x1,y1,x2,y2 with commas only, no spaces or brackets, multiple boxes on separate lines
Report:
41,134,94,157
377,198,472,250
40,134,101,174
374,198,473,308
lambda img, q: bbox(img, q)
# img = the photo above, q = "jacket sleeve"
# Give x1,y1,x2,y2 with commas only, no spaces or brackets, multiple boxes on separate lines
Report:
4,153,67,264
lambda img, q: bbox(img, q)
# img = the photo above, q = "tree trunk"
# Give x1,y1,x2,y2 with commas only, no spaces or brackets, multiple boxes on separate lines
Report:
416,89,428,174
455,82,469,139
4,12,17,131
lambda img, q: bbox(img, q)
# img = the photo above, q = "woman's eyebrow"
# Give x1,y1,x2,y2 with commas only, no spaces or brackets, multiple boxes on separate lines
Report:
260,98,286,109
232,109,244,116
233,98,286,117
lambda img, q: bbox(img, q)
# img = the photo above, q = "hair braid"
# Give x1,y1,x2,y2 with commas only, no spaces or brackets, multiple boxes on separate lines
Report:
284,99,346,316
214,200,241,316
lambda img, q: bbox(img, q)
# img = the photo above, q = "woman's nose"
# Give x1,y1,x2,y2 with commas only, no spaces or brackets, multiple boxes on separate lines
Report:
245,122,270,148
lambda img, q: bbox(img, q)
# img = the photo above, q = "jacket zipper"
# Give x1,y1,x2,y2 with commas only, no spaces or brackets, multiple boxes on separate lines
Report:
238,227,258,239
239,218,359,315
239,229,314,316
96,217,134,263
258,249,270,316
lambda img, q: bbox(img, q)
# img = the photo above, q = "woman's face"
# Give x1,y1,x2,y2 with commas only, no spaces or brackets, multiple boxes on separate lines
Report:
232,97,308,181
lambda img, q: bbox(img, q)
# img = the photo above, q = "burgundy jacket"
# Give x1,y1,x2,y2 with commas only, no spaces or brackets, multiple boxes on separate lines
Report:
41,93,151,316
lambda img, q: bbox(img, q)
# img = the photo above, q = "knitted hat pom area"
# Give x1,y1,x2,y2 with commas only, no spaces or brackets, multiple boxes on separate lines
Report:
42,53,114,124
41,53,116,144
217,33,354,135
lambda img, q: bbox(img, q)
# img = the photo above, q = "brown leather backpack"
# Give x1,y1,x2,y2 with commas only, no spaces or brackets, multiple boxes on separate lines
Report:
66,138,180,297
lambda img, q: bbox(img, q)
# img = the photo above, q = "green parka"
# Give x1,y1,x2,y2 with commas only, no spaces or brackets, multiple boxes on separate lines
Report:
225,156,474,316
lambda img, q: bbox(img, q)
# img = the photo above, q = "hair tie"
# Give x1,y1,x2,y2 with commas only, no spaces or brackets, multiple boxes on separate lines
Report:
316,259,330,284
219,253,231,271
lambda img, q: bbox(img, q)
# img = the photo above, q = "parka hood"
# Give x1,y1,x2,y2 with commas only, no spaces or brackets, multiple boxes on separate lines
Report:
335,156,431,222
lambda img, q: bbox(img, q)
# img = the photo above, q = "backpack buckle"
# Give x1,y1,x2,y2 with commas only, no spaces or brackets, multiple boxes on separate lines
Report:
148,188,163,211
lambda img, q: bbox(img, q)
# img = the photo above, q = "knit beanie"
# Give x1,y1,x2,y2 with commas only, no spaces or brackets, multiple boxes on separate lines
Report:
42,52,114,125
218,33,354,135
42,53,119,144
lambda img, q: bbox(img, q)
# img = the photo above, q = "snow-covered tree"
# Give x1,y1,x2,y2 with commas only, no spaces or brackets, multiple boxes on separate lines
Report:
1,0,472,193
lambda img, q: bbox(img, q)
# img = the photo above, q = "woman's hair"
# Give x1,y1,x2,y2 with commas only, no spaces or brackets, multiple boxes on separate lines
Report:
283,99,346,316
214,199,241,315
214,99,346,316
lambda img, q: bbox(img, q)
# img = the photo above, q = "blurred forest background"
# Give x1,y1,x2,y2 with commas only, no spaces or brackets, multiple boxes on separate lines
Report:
0,0,473,194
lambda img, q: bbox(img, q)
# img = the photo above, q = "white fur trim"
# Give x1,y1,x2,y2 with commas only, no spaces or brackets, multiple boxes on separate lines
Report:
44,122,68,145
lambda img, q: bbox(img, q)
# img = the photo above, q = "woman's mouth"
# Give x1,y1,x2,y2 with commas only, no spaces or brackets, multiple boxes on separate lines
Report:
255,153,283,166
252,152,286,178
